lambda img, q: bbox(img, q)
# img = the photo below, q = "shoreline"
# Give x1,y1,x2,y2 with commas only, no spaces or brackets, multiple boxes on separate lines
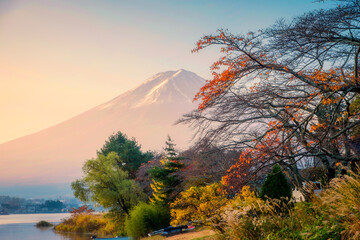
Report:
0,212,71,225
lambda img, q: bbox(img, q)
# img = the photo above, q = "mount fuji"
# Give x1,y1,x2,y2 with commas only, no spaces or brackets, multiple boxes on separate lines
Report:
0,69,205,187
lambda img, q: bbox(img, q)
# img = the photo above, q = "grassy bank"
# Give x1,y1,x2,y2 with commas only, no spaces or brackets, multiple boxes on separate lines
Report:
55,213,123,237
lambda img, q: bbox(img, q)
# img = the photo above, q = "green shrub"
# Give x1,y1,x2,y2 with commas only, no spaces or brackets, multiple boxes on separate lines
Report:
259,164,292,201
125,202,170,239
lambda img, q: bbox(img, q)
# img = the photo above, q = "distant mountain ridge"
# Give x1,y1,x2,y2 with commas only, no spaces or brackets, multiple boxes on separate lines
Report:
0,69,205,186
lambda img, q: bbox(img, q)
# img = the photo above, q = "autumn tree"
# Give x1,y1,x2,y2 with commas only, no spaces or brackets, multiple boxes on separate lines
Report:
170,182,228,233
181,0,360,193
180,143,237,188
135,152,163,198
68,205,95,216
350,96,360,158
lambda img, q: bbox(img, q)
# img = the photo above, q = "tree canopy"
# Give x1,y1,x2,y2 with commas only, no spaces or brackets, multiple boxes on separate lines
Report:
98,131,153,178
72,152,145,215
181,0,360,193
170,182,227,230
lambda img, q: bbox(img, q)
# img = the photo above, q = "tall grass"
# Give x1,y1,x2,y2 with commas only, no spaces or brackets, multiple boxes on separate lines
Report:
216,170,360,239
222,196,304,239
317,170,360,239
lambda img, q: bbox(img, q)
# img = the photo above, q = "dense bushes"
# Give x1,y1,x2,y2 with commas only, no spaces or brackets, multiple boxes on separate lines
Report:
55,213,120,236
125,203,170,239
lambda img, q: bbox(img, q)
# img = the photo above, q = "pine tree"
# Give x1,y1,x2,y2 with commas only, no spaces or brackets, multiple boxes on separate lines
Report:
164,135,177,159
148,136,184,205
259,164,292,201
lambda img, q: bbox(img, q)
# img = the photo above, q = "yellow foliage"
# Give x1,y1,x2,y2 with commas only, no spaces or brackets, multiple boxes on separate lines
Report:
149,180,167,204
170,182,228,228
227,186,263,209
55,213,116,236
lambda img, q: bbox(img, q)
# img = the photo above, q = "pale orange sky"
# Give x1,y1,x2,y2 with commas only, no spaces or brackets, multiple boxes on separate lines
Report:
0,0,331,144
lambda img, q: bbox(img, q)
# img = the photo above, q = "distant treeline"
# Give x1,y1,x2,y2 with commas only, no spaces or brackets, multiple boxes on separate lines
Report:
0,195,80,214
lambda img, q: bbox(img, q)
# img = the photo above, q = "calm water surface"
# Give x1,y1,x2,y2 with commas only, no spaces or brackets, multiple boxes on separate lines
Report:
0,213,128,240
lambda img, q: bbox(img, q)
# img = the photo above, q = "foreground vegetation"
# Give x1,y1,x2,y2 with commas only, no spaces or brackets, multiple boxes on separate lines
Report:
167,167,360,239
58,163,360,239
221,170,360,239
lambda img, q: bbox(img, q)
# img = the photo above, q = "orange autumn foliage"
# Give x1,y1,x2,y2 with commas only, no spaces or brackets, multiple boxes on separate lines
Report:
187,25,360,191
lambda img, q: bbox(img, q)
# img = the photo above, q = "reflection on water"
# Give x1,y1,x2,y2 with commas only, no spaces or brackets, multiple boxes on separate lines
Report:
0,222,92,240
54,230,94,240
0,213,128,240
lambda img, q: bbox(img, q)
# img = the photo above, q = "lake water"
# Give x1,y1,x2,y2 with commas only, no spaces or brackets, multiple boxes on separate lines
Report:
0,213,128,240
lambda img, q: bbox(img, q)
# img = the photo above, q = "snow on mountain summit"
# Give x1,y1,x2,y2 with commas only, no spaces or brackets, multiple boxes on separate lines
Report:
97,69,205,110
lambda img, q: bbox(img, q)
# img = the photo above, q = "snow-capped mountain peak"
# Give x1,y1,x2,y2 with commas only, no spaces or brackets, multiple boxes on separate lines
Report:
133,69,204,107
97,69,205,110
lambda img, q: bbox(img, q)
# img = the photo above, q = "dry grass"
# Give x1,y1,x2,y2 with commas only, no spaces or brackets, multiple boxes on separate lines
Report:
219,169,360,239
316,170,360,239
55,213,117,236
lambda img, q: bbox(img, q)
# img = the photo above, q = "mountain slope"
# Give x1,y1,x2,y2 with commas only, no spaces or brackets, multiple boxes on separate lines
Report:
0,69,205,186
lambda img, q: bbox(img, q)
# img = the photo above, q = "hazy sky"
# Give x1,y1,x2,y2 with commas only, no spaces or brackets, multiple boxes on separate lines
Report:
0,0,334,144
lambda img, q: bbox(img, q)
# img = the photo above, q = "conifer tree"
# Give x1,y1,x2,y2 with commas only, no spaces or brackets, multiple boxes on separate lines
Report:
259,164,292,201
148,136,184,205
